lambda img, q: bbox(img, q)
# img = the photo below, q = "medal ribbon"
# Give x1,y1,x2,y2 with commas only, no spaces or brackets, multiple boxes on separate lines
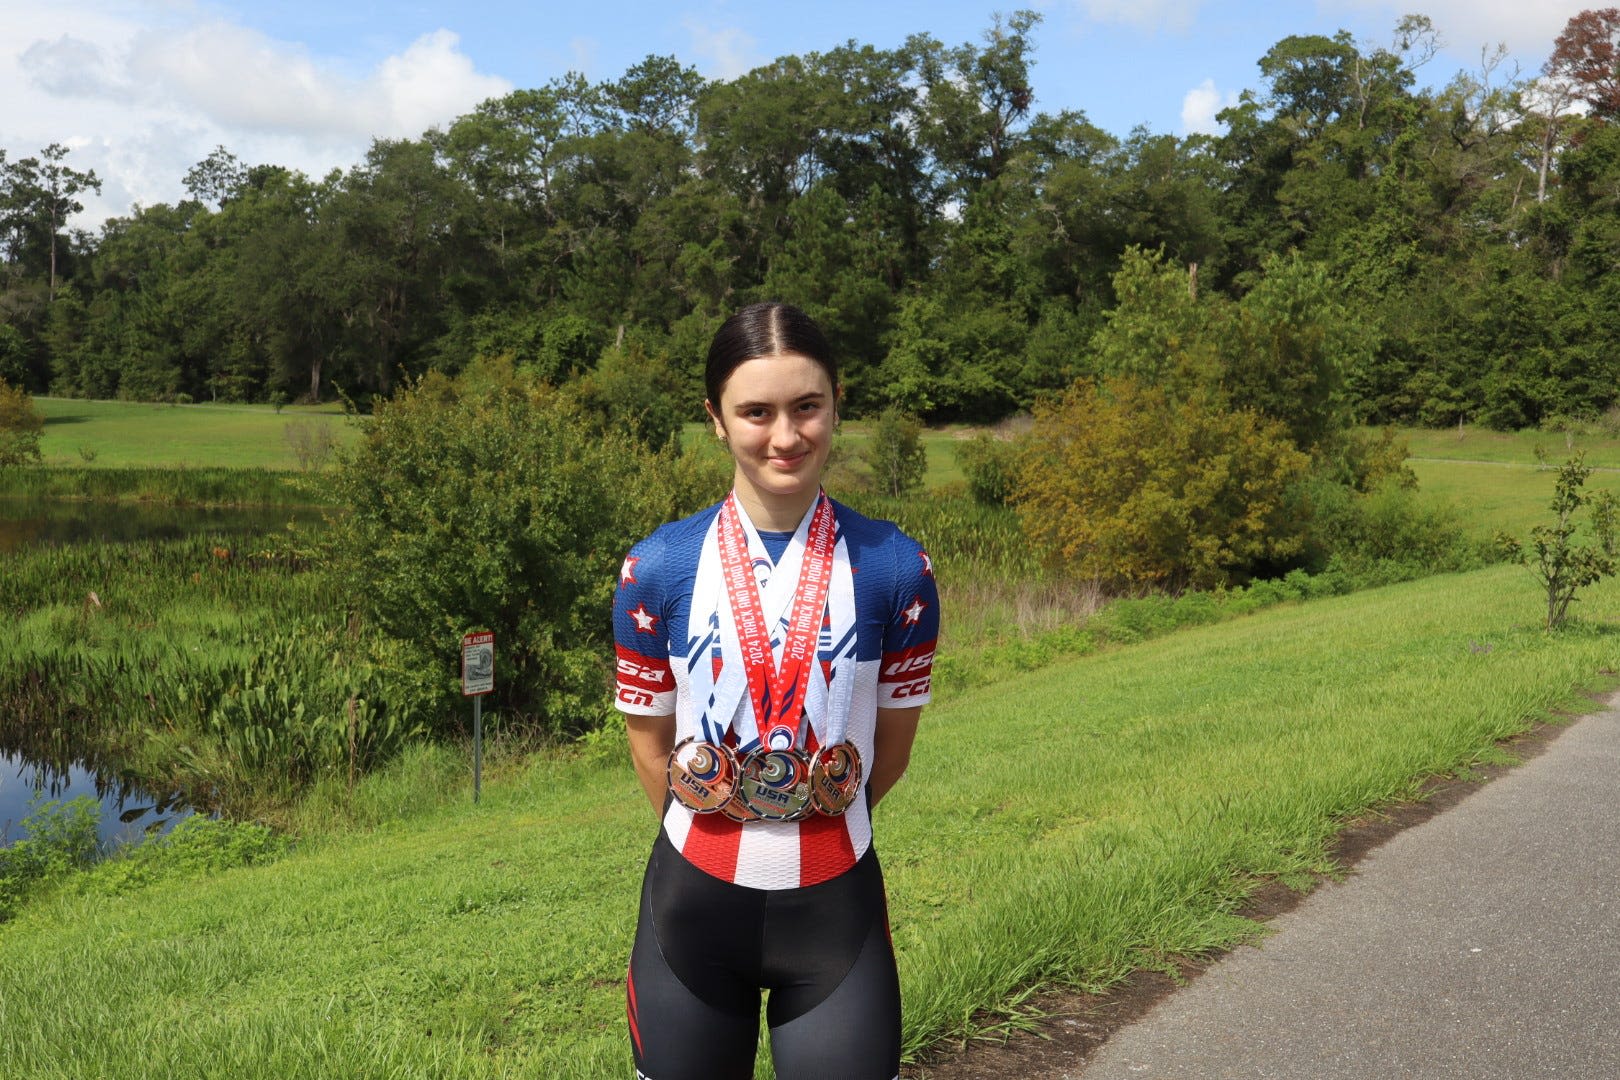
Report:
717,492,836,749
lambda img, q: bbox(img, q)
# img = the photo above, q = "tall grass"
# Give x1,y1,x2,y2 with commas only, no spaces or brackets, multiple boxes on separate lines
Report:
1,565,1616,1078
0,534,429,817
0,466,333,507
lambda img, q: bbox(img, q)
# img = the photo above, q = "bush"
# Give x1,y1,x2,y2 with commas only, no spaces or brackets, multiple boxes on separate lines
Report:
0,378,45,467
567,340,690,452
1302,474,1486,575
955,431,1018,505
0,796,99,920
283,420,337,471
1013,377,1311,590
326,357,693,736
863,407,926,497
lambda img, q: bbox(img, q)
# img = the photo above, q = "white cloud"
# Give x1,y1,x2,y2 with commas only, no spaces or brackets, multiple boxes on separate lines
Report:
1075,0,1203,34
683,17,760,79
1323,1,1590,62
0,4,510,228
1180,78,1238,135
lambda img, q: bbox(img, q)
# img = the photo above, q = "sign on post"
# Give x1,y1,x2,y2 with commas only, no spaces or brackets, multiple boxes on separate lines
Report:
461,631,494,802
461,631,495,697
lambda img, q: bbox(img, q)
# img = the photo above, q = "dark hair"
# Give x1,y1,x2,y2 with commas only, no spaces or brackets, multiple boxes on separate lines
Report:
704,302,838,406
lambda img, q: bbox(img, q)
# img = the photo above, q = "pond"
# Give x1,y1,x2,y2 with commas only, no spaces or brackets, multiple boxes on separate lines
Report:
0,496,324,553
1,751,194,851
2,496,317,849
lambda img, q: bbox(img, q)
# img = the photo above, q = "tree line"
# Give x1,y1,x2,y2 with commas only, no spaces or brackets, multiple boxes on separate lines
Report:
4,9,1620,430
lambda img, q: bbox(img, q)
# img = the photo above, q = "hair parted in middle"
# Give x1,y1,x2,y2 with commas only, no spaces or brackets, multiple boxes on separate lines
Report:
704,302,838,407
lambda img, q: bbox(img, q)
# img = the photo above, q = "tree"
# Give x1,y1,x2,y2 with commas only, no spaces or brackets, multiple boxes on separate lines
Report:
1497,454,1620,629
0,377,44,466
3,144,102,301
862,407,926,497
183,146,247,209
1546,8,1620,119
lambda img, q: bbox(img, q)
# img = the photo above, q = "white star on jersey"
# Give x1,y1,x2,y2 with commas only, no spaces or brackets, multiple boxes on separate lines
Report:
620,555,640,586
628,603,658,633
903,597,926,625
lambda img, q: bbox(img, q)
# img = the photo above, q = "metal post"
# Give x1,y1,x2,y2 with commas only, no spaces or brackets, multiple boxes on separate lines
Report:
473,695,483,803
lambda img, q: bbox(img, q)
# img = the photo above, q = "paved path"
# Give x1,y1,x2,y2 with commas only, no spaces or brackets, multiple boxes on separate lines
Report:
1075,704,1620,1080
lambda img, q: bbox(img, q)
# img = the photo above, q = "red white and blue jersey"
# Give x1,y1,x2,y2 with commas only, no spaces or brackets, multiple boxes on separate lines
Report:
614,497,939,889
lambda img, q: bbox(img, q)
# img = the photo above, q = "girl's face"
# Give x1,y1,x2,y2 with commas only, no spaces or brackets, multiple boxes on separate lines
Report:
707,352,837,511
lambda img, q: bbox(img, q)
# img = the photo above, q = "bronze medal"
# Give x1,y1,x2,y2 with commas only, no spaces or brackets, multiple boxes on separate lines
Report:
809,741,863,816
735,748,812,821
666,738,739,814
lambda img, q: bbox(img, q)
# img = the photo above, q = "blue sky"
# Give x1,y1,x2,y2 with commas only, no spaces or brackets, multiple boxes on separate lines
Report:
0,0,1593,226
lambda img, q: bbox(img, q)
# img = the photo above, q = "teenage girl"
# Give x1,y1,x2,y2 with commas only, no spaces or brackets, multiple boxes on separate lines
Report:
612,302,939,1079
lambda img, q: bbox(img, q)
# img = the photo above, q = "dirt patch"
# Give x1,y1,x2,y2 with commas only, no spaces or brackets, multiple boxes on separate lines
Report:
902,715,1582,1080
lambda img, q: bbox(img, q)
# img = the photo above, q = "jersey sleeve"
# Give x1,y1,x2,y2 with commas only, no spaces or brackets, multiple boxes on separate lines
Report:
877,530,939,708
612,532,676,715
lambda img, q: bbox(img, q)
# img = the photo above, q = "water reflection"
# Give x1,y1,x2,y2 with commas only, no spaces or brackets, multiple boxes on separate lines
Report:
0,497,323,553
0,751,193,851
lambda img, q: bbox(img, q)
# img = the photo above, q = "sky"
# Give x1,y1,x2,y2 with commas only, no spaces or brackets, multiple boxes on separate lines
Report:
0,0,1597,229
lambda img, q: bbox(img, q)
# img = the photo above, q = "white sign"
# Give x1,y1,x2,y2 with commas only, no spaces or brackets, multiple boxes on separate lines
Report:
461,631,494,696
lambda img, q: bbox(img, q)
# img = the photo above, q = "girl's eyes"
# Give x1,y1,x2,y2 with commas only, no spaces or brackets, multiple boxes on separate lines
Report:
741,401,821,420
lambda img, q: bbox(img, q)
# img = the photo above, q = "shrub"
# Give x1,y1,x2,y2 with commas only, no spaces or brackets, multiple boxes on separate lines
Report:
1498,454,1620,630
326,357,688,736
283,420,337,471
863,407,926,497
1301,474,1485,575
955,431,1018,505
566,340,689,452
0,796,99,920
0,378,45,467
1013,377,1311,590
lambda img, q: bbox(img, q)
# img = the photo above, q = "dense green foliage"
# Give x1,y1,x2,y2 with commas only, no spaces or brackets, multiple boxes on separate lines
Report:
0,378,43,465
0,797,97,920
1014,377,1312,588
862,406,928,497
324,358,728,736
4,12,1620,432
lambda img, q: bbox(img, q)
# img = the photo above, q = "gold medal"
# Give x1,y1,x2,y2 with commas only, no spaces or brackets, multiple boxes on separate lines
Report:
735,748,812,821
666,738,739,814
809,741,863,816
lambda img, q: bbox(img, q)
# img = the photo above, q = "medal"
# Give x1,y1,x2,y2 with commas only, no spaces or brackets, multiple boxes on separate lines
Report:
690,494,857,826
809,741,863,816
666,738,738,814
735,748,812,821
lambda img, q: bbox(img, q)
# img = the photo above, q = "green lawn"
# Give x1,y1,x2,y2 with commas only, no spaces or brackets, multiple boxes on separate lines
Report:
1412,458,1620,541
35,398,357,470
4,563,1618,1079
1395,423,1620,468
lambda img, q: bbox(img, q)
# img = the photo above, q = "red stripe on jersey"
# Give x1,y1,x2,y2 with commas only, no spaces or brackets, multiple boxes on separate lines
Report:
879,641,935,682
799,813,856,886
681,813,743,882
614,645,672,693
626,965,643,1056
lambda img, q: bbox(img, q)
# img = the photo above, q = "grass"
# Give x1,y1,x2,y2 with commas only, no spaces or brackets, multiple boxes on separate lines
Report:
0,466,333,507
1396,423,1620,468
1409,459,1620,542
3,563,1618,1078
34,397,357,470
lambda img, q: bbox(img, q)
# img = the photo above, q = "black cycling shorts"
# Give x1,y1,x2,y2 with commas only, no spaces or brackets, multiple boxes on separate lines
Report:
626,831,901,1080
